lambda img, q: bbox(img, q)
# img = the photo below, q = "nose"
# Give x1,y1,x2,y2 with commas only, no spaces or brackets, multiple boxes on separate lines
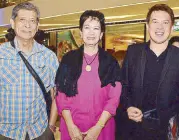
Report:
24,20,31,28
157,22,164,29
88,28,95,35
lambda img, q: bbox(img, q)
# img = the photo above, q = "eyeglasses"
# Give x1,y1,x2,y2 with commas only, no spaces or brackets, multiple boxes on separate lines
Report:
17,18,38,25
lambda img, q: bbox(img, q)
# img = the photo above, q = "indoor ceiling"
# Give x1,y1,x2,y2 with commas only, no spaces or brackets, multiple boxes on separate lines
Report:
0,0,31,9
0,0,179,37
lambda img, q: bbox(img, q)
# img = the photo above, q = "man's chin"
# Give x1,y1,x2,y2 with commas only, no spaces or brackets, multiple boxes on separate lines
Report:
17,36,34,41
85,43,98,47
151,38,169,45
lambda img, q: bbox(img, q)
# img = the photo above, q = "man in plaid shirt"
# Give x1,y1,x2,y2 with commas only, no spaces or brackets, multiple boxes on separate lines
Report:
0,2,59,140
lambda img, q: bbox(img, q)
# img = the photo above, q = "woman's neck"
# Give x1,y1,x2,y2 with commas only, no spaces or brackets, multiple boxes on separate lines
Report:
84,44,98,56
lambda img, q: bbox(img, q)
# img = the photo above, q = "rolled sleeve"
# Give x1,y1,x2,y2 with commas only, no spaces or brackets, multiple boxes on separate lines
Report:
47,52,59,91
55,91,73,116
103,82,122,116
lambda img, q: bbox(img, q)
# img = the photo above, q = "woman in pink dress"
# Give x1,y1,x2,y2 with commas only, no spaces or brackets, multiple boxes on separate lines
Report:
54,10,122,140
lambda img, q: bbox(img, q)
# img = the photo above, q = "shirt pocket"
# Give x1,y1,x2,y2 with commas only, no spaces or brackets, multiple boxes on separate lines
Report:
33,63,50,90
0,61,20,85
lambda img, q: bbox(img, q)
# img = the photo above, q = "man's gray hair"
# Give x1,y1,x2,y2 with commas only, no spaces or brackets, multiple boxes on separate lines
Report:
11,2,40,22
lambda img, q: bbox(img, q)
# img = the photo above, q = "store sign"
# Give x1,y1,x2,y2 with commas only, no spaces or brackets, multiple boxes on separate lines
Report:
173,21,179,31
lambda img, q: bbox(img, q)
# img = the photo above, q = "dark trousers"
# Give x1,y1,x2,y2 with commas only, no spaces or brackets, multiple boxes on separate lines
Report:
115,108,168,140
0,126,54,140
121,121,168,140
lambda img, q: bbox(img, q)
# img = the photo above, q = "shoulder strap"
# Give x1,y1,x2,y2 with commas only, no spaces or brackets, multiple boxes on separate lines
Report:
10,40,51,118
10,40,47,94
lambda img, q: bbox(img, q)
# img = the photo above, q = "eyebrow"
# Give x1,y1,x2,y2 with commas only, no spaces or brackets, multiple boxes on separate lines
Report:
83,24,100,27
151,19,170,22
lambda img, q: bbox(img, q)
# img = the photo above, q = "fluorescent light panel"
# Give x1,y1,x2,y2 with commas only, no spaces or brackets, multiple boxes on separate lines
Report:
105,14,144,20
40,0,166,20
39,24,72,26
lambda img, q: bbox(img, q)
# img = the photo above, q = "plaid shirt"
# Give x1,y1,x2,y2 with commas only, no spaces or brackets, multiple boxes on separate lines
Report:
0,38,59,140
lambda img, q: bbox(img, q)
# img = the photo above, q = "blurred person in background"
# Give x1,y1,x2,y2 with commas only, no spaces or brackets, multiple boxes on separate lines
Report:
169,36,179,47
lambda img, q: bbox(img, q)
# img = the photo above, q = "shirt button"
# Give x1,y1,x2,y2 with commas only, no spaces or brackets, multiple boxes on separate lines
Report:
26,126,30,130
26,71,29,74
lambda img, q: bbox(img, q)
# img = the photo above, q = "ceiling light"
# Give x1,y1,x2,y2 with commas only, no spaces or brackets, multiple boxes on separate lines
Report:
172,7,179,10
39,24,72,26
0,24,10,27
40,0,166,20
105,14,144,19
94,0,167,11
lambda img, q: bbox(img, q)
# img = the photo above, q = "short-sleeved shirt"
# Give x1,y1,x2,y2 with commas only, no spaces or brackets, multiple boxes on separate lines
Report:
0,38,59,139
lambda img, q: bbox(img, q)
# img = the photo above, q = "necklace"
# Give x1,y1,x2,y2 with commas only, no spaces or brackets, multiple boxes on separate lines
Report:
83,52,98,72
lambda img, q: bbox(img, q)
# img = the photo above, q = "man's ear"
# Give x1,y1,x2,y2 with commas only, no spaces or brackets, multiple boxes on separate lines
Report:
146,23,149,31
80,30,83,39
171,25,174,33
100,32,103,40
36,23,39,32
10,19,15,29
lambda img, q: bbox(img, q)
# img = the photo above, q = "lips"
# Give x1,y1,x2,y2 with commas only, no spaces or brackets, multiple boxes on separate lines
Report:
21,30,32,34
22,30,31,32
87,37,95,40
155,32,164,36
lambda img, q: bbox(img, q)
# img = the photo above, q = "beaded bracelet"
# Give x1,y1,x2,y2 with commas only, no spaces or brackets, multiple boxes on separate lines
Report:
96,120,105,128
49,124,56,132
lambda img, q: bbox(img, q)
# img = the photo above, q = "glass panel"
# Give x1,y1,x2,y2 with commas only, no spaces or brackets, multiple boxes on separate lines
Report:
172,19,179,36
105,23,145,66
56,29,82,61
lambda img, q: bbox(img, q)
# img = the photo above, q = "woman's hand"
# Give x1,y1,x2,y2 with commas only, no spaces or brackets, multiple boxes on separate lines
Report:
83,125,102,140
67,123,83,140
62,110,83,139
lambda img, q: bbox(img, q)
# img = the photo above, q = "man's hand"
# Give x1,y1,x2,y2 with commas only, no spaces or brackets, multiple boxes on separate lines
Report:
127,106,143,122
49,124,57,133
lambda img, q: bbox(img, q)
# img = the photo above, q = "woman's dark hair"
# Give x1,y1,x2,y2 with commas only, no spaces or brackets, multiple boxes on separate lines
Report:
169,36,179,45
34,30,45,44
5,28,45,43
5,28,15,41
79,10,105,32
146,4,175,25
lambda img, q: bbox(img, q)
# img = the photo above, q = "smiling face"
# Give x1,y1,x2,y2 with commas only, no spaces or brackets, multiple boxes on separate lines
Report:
80,17,103,48
10,9,39,41
147,10,173,45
